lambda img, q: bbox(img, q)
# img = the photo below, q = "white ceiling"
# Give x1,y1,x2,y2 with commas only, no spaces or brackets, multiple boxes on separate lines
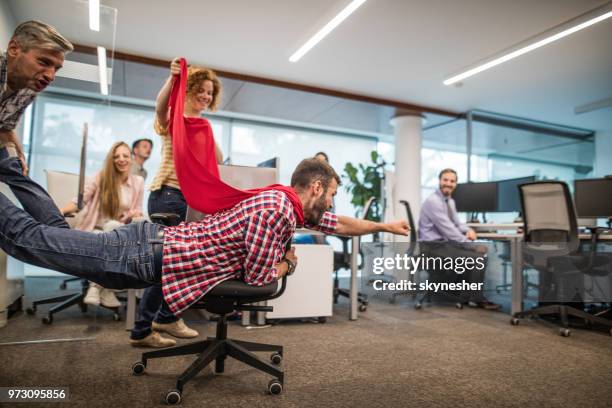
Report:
7,0,612,131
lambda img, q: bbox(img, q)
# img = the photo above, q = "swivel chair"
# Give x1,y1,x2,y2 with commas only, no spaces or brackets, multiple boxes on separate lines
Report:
510,181,612,337
25,170,120,323
389,200,419,304
133,212,288,404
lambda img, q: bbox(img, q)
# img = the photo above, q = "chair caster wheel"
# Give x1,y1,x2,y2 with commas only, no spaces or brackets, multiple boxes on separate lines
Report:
132,361,146,375
414,303,422,310
268,380,283,395
113,313,121,321
165,389,182,405
510,318,519,326
559,328,570,337
26,307,35,315
358,304,367,312
270,352,282,365
456,303,463,309
42,316,53,324
317,316,327,324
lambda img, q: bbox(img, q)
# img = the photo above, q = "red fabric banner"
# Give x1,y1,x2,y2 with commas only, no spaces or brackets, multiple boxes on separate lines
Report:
168,58,304,225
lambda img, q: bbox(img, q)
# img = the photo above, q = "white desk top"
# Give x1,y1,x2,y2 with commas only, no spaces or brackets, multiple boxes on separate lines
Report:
467,223,523,230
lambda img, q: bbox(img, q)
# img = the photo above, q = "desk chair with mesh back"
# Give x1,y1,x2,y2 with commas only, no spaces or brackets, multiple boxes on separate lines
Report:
510,181,612,337
25,170,121,323
389,200,419,304
133,210,288,405
332,197,376,312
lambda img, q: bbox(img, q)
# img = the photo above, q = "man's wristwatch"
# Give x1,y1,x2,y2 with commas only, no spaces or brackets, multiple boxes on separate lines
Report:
282,258,296,276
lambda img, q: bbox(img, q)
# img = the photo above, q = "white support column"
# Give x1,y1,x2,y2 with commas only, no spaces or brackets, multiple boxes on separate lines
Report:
390,113,423,239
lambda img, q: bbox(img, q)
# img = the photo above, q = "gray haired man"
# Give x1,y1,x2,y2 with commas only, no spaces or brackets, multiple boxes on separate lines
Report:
1,20,73,171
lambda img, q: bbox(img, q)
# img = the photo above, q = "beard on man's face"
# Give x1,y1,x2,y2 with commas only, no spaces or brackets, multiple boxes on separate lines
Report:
304,194,328,225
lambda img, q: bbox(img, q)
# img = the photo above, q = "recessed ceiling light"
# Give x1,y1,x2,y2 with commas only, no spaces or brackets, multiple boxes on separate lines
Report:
289,0,367,63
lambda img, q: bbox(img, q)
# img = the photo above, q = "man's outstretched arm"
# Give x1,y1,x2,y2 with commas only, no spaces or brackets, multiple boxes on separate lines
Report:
335,215,409,237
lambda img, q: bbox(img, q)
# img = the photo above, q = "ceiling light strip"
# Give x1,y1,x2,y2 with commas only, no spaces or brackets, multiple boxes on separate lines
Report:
289,0,367,63
89,0,100,31
97,46,108,95
443,9,612,85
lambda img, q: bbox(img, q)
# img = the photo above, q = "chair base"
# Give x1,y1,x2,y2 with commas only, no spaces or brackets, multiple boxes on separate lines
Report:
135,334,284,398
333,274,368,311
26,280,121,324
413,289,465,310
513,304,612,336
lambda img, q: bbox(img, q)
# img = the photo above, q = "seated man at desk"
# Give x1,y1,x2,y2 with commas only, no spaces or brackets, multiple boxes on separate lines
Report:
419,168,500,310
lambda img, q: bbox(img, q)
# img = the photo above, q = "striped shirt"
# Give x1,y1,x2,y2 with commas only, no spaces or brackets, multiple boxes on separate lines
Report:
161,190,338,314
149,119,180,191
0,51,37,131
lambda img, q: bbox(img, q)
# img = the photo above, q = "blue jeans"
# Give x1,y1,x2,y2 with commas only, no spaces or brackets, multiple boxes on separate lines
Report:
130,186,189,340
0,156,162,290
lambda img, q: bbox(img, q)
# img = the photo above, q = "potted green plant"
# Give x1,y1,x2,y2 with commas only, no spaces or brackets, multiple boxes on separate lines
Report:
343,150,386,224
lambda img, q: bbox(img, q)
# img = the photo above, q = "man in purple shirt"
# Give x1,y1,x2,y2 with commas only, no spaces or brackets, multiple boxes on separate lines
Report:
419,168,500,310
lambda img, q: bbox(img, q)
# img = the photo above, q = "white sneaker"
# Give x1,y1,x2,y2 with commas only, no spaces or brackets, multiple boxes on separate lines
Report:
99,289,121,308
84,285,101,306
153,319,199,338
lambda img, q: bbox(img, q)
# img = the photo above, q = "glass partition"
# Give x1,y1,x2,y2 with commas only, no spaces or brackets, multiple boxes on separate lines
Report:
0,1,118,345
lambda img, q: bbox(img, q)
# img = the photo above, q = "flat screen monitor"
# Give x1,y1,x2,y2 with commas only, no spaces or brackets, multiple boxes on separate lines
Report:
452,182,497,213
496,176,536,212
574,178,612,218
257,157,279,169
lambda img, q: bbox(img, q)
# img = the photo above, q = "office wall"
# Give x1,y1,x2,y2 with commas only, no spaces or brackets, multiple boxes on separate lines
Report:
594,130,612,177
0,1,15,47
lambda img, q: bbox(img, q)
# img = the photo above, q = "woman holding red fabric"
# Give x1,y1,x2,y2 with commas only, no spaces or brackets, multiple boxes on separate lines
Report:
130,59,223,348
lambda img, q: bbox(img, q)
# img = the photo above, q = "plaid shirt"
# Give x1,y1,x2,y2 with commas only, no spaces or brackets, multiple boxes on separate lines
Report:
161,190,338,314
0,52,37,131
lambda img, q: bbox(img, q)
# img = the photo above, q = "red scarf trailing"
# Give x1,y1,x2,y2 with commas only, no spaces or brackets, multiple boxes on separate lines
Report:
168,58,304,226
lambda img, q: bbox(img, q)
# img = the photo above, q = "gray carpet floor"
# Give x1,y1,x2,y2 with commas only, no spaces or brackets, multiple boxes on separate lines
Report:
1,277,611,408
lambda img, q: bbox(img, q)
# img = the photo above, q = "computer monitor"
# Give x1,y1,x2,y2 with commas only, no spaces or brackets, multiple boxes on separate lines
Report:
496,176,536,212
257,157,279,169
452,181,497,213
574,178,612,218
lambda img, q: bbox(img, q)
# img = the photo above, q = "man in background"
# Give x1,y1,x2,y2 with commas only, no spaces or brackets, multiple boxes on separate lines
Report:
130,138,153,180
419,168,500,310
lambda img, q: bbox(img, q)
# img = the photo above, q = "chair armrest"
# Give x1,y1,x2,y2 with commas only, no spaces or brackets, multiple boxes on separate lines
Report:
150,212,182,226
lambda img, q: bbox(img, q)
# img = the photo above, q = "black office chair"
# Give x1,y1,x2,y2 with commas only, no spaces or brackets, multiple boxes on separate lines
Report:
25,170,121,324
332,197,376,312
411,198,465,310
388,200,419,304
510,181,612,337
132,213,287,404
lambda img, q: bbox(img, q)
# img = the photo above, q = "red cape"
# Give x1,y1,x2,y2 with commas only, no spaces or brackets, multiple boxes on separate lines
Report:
167,58,304,225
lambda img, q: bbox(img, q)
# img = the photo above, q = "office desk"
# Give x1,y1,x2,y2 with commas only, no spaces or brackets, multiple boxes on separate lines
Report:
468,222,523,230
296,229,360,321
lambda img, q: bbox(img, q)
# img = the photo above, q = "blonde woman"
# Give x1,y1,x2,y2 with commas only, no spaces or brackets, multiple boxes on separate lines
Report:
61,141,144,307
128,59,224,348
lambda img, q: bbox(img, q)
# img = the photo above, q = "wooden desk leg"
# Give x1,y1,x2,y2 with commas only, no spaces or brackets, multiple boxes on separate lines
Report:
350,236,359,321
510,237,523,315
